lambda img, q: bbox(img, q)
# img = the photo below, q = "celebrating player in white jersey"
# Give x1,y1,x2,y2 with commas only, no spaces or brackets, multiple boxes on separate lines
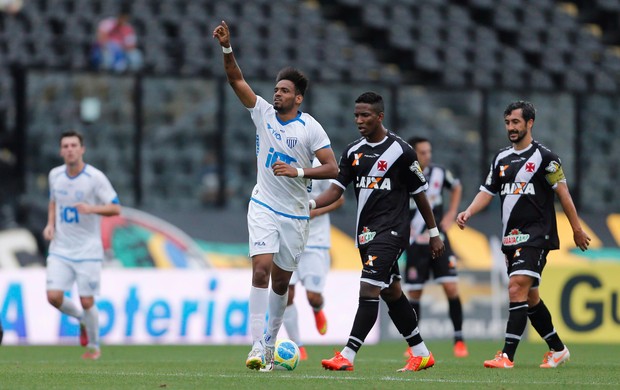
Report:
43,130,120,360
213,21,338,371
283,158,344,360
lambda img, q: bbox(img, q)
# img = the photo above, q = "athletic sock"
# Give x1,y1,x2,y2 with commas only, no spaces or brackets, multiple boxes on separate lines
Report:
503,301,528,361
312,300,324,312
59,299,84,319
341,346,356,363
344,297,380,360
448,297,464,342
249,286,269,345
528,300,564,351
409,299,421,322
283,304,301,345
388,293,428,355
265,289,288,348
83,306,99,350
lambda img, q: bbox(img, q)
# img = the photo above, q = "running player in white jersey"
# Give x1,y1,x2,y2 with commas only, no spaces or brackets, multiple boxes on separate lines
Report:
43,130,120,360
213,21,338,371
283,158,344,360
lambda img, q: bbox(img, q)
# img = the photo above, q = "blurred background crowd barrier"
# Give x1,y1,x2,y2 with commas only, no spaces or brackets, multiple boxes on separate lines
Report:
0,0,619,345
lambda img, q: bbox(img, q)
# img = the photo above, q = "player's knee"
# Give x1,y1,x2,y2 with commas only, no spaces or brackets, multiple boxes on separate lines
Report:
47,293,63,308
380,289,399,303
80,297,94,310
252,268,270,287
271,278,290,295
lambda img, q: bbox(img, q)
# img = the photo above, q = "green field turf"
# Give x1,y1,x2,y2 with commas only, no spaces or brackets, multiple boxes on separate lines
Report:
1,341,618,389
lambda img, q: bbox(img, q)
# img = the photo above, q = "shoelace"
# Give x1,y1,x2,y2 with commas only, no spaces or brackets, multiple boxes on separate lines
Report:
542,351,553,363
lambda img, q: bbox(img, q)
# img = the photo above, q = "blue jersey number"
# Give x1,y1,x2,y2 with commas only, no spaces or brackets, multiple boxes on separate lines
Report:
265,147,297,168
60,206,79,223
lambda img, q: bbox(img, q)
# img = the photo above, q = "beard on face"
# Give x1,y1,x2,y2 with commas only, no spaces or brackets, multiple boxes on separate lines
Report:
508,128,527,143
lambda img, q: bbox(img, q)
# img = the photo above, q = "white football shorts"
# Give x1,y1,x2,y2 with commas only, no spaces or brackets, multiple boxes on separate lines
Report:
289,247,330,293
46,255,102,296
247,200,309,272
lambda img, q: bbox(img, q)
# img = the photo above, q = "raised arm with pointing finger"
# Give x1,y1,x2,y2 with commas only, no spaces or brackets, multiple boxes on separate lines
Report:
212,20,338,371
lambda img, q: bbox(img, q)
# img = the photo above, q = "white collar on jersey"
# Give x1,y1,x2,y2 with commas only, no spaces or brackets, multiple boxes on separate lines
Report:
511,142,534,155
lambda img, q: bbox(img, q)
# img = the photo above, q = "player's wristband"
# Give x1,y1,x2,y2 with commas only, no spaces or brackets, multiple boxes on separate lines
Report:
428,227,440,238
309,199,316,210
296,168,304,178
222,45,233,54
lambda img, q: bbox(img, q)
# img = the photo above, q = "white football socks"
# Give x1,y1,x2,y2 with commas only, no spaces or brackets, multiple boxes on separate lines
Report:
341,347,357,363
58,299,84,319
249,286,269,347
283,304,301,345
83,306,99,350
265,289,288,348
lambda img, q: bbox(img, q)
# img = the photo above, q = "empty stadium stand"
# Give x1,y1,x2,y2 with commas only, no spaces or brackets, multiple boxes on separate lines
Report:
1,0,619,214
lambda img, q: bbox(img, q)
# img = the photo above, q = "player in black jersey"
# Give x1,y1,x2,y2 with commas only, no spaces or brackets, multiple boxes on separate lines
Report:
314,92,444,372
405,137,468,358
457,101,591,369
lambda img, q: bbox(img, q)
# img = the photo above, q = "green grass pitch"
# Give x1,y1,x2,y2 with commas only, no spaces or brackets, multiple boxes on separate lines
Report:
1,341,618,389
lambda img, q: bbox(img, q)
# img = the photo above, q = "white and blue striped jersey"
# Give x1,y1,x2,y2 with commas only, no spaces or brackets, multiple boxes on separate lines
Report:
306,158,332,249
249,96,331,219
48,164,119,261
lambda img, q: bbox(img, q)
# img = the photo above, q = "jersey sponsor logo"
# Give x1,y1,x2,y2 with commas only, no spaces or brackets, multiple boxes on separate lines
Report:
60,206,79,223
265,147,297,168
500,182,535,195
266,123,282,141
525,162,536,172
356,176,391,190
358,226,376,245
409,161,425,182
503,229,530,246
286,137,297,148
499,165,510,177
448,255,457,268
364,255,377,267
352,153,363,166
377,160,388,171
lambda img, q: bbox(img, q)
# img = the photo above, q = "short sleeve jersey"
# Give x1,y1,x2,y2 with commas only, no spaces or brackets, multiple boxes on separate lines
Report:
48,164,119,261
306,158,332,249
409,164,460,239
332,131,428,247
249,96,331,218
481,140,565,252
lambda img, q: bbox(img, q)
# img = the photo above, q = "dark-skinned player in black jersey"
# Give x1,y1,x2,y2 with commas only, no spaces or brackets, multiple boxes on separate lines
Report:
457,100,591,369
313,92,444,372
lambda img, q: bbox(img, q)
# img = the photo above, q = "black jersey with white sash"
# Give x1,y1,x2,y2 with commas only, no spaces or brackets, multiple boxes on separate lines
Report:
332,131,428,247
481,140,565,252
409,164,460,242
